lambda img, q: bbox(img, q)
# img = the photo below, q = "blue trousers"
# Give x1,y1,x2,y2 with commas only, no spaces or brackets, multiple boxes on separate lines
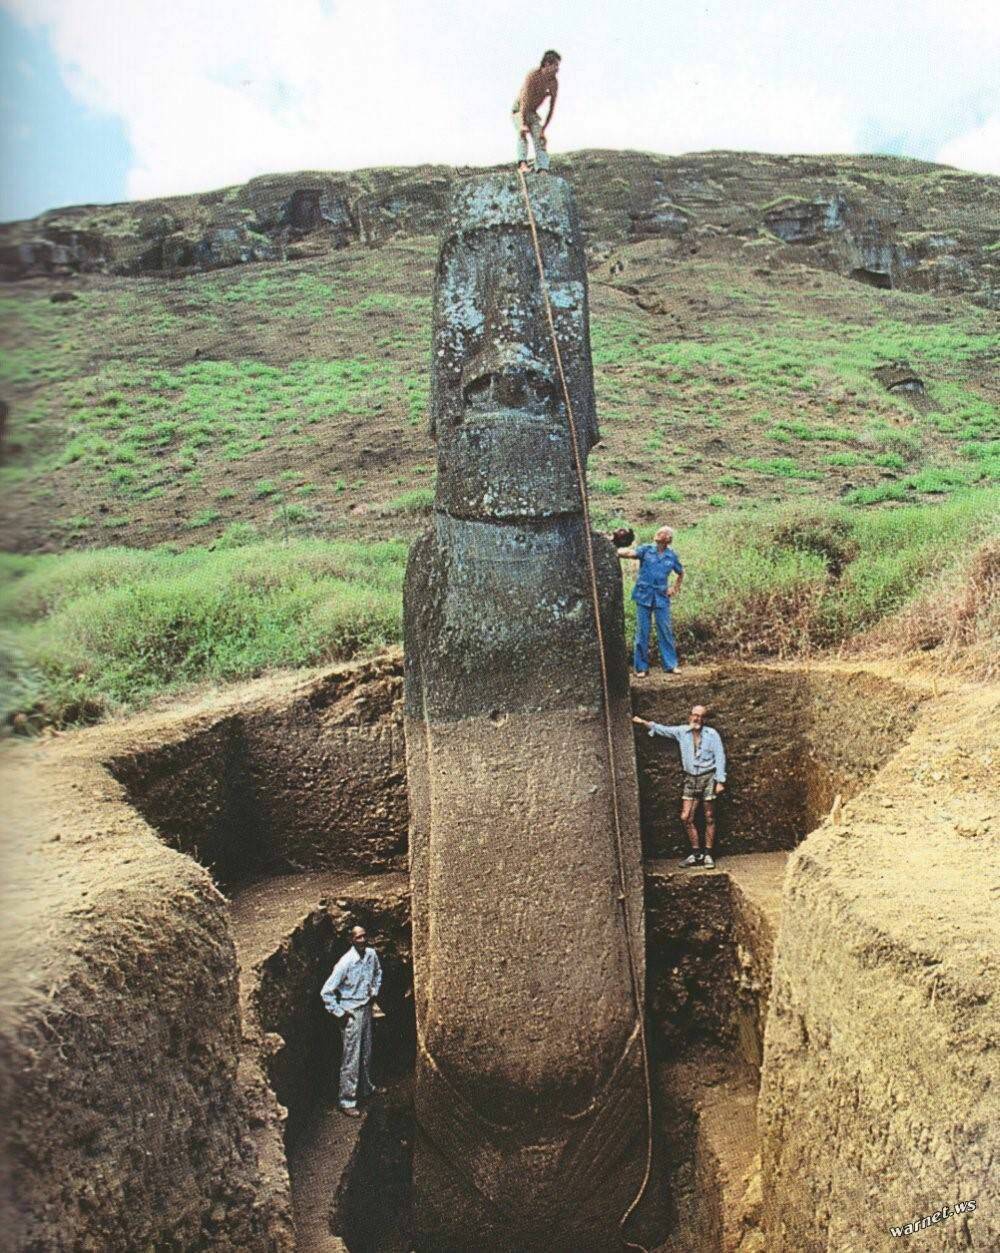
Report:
634,597,678,672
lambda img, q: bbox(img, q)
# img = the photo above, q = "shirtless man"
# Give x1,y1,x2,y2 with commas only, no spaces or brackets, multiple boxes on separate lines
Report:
512,50,560,173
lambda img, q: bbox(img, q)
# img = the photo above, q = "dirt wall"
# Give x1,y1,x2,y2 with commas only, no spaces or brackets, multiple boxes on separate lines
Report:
0,748,293,1251
106,658,926,888
4,653,979,1252
633,666,925,856
758,686,998,1251
645,867,741,1055
107,655,407,886
246,876,414,1140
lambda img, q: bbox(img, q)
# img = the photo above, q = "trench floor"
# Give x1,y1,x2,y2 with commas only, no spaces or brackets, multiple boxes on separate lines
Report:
287,1099,358,1253
645,850,788,909
226,855,787,1252
644,852,787,1253
228,870,409,1252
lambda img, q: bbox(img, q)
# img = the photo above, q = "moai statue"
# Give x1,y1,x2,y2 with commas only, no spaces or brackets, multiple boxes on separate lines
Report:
403,173,647,1251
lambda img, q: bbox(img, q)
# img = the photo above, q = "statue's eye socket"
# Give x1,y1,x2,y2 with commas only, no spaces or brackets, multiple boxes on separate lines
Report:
461,373,554,413
463,376,492,406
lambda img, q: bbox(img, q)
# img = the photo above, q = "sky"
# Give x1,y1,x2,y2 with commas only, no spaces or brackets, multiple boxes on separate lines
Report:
1,0,998,222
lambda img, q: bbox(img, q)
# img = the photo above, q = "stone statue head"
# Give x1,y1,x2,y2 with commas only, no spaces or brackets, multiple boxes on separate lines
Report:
430,173,598,520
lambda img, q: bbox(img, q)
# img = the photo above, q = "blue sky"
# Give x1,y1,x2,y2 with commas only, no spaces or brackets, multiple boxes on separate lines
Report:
0,10,130,220
1,0,998,223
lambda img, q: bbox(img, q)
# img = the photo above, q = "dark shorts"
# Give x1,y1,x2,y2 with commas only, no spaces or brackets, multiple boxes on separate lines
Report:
683,771,717,802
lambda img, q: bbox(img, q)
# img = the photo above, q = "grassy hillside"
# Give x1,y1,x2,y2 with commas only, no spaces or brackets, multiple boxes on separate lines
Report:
0,151,997,727
1,237,996,554
2,491,996,729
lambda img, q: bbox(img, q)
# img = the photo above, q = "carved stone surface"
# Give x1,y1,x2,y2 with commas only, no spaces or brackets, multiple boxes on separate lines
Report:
403,172,647,1250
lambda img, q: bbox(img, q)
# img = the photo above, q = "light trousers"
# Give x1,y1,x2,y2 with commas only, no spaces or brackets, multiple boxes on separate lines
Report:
513,108,550,170
338,1002,374,1108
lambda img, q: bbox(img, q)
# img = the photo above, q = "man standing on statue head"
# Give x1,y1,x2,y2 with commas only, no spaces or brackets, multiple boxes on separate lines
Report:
513,50,560,173
321,925,383,1117
618,524,684,676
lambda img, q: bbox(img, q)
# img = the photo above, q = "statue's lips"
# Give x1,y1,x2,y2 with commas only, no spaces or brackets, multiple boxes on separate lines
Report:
454,407,570,438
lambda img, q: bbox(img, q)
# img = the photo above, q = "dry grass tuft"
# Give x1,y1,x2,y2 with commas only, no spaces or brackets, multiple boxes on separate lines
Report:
857,538,1000,680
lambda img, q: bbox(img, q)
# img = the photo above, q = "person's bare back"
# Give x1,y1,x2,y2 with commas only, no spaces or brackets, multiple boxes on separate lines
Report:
517,65,558,117
513,50,560,173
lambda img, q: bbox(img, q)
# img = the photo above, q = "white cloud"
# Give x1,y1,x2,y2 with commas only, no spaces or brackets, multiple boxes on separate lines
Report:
3,0,999,203
571,64,856,158
937,114,1000,176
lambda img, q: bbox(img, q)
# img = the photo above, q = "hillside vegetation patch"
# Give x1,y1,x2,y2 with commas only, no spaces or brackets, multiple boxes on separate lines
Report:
2,491,995,731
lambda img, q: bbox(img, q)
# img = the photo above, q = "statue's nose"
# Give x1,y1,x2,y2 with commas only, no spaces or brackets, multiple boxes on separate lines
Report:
460,341,554,413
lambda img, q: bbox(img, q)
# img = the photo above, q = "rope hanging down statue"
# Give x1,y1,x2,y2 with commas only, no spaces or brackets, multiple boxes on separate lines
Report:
403,172,651,1251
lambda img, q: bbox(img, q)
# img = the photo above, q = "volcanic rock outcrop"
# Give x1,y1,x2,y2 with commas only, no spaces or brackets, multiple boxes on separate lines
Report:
402,173,648,1250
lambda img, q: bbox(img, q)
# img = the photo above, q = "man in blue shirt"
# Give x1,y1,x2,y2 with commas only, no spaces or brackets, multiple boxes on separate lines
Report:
633,704,726,868
321,925,383,1116
617,525,684,677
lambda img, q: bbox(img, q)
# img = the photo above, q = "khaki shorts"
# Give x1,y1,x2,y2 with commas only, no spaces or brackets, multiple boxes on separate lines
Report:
683,771,717,802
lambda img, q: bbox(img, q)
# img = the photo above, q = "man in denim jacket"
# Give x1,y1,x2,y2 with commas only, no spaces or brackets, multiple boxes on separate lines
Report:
618,525,684,676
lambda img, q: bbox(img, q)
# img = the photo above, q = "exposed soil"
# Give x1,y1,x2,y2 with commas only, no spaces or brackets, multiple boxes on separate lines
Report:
1,654,996,1250
104,654,408,887
645,853,787,1072
758,679,999,1251
89,650,929,882
226,869,412,1253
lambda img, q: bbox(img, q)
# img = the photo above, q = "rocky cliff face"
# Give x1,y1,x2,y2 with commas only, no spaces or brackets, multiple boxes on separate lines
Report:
2,150,997,306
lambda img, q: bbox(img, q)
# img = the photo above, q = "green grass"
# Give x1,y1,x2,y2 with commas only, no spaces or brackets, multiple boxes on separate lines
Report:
3,489,996,730
2,254,996,552
843,463,980,505
658,488,1000,657
273,503,316,524
766,419,855,443
385,487,435,513
649,484,684,502
586,305,997,490
0,539,407,727
739,457,822,480
185,509,222,529
3,356,408,491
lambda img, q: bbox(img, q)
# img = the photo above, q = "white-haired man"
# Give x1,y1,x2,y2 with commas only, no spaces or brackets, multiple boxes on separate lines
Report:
633,704,726,868
617,525,684,676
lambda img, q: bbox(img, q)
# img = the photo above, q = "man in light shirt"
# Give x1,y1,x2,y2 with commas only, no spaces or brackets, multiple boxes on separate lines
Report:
512,50,560,173
321,925,383,1117
633,704,727,868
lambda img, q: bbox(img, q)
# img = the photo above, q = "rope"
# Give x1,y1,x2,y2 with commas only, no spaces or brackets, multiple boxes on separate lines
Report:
517,165,654,1253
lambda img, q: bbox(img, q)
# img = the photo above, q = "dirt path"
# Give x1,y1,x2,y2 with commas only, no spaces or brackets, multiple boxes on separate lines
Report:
286,1100,358,1253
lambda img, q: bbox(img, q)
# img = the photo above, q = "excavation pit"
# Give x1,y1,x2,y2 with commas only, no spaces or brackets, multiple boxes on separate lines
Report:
4,655,996,1251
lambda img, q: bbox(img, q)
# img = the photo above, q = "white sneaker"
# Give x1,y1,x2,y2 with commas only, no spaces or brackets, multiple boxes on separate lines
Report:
681,853,703,867
702,853,715,869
